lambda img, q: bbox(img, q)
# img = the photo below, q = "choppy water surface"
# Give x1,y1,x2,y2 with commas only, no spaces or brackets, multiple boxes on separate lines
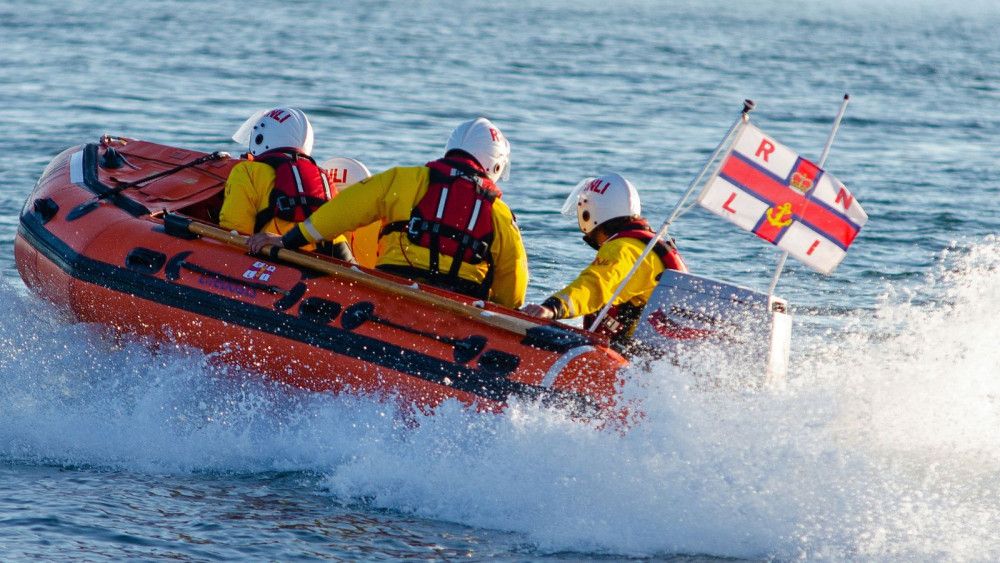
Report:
1,0,999,560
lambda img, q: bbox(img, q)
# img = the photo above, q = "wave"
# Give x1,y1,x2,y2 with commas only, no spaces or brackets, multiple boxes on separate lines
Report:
3,238,1000,559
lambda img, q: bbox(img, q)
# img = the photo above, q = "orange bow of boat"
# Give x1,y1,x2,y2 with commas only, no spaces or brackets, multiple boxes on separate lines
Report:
14,137,630,421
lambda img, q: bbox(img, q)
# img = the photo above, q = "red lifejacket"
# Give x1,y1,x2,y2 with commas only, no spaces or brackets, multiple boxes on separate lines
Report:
605,220,688,274
253,149,334,233
380,157,501,293
583,219,688,347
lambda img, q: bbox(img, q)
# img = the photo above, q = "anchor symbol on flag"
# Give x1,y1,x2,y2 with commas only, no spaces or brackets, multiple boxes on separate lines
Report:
766,203,794,228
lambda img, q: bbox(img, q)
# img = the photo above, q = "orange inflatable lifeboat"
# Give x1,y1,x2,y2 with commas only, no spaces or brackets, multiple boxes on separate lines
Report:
14,136,629,418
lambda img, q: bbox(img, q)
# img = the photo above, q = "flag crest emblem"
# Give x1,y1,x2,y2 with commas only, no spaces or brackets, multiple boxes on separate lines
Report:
697,122,867,275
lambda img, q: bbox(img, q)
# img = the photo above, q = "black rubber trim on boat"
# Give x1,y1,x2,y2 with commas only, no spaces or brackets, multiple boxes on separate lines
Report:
273,283,306,311
521,324,594,353
162,213,199,240
477,350,520,377
164,251,194,281
125,247,167,274
78,143,150,218
16,211,603,417
340,301,490,366
452,336,486,365
340,301,374,330
32,198,59,224
298,297,342,324
100,146,125,169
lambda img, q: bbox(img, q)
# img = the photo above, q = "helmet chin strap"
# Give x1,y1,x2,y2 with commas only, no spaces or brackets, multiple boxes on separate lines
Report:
582,232,601,251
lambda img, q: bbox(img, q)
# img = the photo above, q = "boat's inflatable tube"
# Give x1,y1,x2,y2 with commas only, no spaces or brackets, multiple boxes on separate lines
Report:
15,137,630,419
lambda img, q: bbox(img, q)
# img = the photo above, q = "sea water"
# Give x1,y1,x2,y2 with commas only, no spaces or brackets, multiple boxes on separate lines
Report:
1,0,999,559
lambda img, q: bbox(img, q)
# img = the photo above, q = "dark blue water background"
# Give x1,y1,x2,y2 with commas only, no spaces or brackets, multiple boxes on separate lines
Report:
1,0,999,559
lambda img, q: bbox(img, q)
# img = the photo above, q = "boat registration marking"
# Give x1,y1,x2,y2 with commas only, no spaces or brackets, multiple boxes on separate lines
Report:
197,273,259,298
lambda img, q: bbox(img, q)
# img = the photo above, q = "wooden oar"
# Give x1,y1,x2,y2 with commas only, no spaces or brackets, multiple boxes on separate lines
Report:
163,213,537,337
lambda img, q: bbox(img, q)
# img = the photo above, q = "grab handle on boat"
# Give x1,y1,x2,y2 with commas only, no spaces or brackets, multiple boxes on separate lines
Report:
341,301,487,364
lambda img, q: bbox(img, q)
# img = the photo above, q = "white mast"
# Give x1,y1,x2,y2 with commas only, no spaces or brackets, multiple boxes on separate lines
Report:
587,100,756,332
766,94,851,296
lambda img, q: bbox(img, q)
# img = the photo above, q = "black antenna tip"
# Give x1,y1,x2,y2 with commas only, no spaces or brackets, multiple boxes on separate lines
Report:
743,99,756,113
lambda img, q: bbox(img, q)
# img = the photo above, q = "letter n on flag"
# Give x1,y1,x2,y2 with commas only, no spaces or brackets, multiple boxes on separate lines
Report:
696,123,868,274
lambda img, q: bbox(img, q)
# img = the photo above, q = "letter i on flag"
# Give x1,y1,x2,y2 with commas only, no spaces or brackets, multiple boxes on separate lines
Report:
697,123,867,274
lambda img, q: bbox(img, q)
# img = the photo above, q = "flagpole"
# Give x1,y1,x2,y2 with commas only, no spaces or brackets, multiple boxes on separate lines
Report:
766,94,850,296
587,99,755,333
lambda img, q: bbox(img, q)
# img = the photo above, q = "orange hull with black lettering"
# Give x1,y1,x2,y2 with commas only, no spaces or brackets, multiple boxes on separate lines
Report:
15,138,628,420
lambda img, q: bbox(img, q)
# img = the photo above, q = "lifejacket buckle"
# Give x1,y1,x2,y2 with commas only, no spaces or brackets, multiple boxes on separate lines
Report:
275,196,293,212
470,240,489,262
450,168,482,187
407,217,422,237
601,316,622,334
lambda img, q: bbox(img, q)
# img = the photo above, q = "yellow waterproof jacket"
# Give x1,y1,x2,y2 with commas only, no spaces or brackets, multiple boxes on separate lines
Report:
548,236,665,319
219,160,346,248
293,165,529,308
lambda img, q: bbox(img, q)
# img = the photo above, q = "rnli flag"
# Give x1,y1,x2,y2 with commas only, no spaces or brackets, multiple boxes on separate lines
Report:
697,123,867,274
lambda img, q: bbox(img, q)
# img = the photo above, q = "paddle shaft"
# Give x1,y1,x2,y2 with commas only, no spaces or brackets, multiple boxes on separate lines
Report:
176,216,536,337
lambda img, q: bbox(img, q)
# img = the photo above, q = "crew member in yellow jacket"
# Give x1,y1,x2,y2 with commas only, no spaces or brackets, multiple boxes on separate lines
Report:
220,107,352,260
247,117,528,309
522,173,687,350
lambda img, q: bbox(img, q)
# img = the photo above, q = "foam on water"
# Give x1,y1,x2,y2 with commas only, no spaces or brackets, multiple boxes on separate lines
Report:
3,238,1000,559
1,0,998,558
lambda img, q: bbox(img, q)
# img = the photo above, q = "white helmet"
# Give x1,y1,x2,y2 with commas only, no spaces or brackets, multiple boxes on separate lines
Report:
319,156,372,190
560,172,641,235
232,107,314,157
445,117,511,182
